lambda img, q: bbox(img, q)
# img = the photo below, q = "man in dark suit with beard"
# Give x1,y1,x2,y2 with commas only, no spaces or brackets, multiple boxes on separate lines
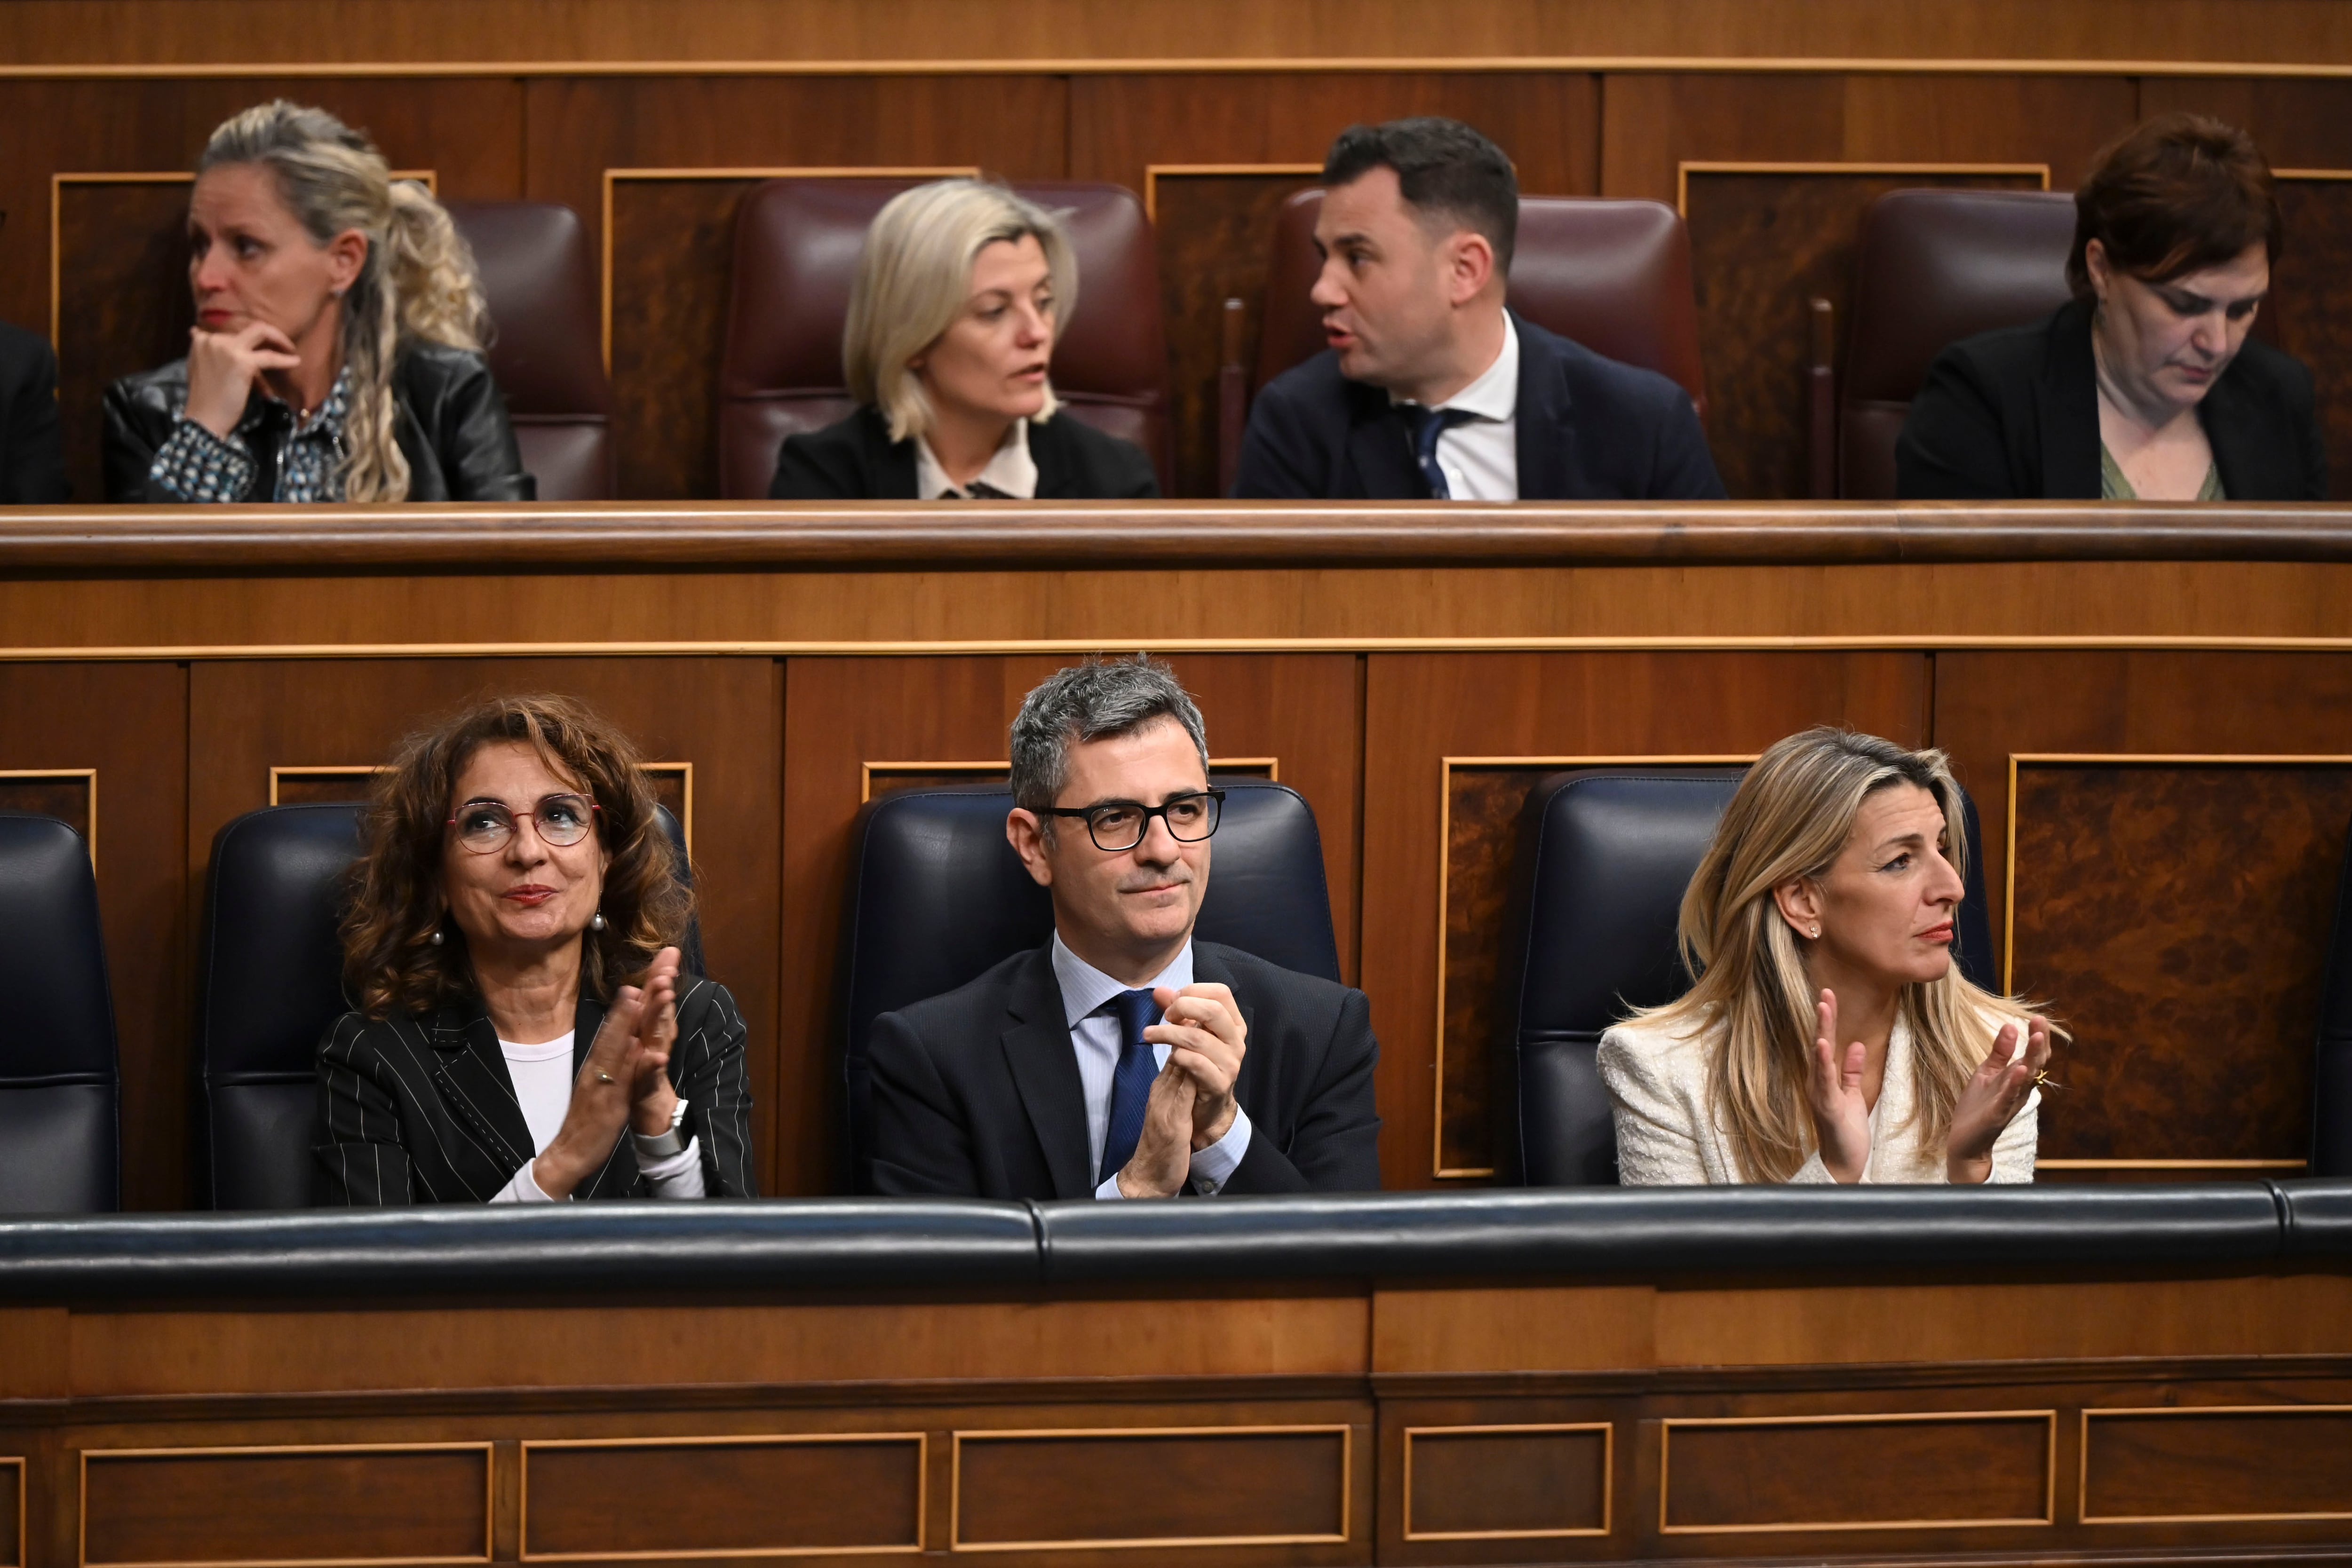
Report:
866,657,1381,1200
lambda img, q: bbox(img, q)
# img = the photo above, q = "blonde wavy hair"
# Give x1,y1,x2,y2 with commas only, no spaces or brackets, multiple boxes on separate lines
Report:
1632,727,2058,1181
195,101,490,502
842,179,1076,444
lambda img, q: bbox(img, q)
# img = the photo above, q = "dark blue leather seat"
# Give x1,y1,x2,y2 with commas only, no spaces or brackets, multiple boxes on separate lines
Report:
839,779,1341,1191
196,801,698,1209
1499,768,1999,1187
0,813,119,1213
2312,818,2352,1178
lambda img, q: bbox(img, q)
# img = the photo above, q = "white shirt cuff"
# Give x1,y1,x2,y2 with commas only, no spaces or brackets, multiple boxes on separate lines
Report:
640,1135,706,1199
491,1160,556,1204
1093,1108,1254,1199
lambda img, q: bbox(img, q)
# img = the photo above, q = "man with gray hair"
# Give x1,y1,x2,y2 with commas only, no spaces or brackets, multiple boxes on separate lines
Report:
866,656,1381,1200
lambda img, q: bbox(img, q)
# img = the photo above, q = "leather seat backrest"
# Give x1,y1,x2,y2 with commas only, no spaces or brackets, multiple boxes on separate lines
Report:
2312,810,2352,1177
719,178,1171,498
1253,190,1708,416
1839,189,2078,499
196,801,699,1209
839,779,1339,1190
0,813,119,1213
445,201,615,501
1502,769,2000,1186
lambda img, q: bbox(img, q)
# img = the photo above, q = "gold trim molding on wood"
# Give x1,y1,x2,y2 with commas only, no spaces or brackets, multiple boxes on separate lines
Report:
860,756,1278,803
79,1441,494,1568
1658,1410,2057,1535
1141,163,1320,224
517,1432,928,1560
1675,159,2049,217
3,1455,21,1568
1432,754,1752,1180
946,1425,1351,1552
1399,1423,1612,1541
598,165,976,369
2079,1405,2352,1524
0,768,97,870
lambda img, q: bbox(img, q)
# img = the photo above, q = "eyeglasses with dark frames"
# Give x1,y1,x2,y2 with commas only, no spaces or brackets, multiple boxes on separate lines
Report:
446,792,601,854
1041,789,1224,852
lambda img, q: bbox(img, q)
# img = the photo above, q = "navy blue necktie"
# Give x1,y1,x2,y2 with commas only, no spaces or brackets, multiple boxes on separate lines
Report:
1401,404,1478,499
1098,988,1161,1185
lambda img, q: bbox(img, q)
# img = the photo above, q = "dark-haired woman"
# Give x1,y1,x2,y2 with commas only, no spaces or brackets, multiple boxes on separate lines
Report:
104,99,530,503
313,696,754,1204
1898,112,2324,501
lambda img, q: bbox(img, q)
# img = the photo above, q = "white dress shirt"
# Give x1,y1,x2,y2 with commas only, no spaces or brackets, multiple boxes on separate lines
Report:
489,1028,707,1203
1050,932,1252,1198
1597,1006,2039,1185
1394,312,1519,501
916,419,1039,499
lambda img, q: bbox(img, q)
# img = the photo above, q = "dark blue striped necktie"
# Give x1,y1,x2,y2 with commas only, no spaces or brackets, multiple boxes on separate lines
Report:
1098,988,1161,1185
1401,404,1479,499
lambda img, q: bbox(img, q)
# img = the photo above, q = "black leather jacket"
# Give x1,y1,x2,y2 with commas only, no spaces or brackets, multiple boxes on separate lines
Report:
102,341,533,503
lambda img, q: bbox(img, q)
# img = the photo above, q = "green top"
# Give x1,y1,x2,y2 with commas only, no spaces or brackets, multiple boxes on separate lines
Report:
2101,443,2225,501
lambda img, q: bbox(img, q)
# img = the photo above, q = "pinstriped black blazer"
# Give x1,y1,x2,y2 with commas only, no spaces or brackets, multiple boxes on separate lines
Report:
312,974,758,1205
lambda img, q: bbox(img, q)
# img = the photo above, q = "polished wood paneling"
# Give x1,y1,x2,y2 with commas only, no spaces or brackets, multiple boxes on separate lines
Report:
1660,1412,2053,1533
2271,175,2352,501
2008,760,2352,1168
951,1427,1352,1550
1364,650,1925,1183
0,772,92,843
80,1445,492,1567
520,1434,924,1557
185,659,783,1190
51,177,193,505
1401,1425,1609,1540
778,652,1359,1193
2081,1406,2352,1523
1685,166,2044,499
0,1457,16,1568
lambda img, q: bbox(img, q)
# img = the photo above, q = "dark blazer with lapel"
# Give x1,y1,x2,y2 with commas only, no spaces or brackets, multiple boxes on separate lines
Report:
1231,312,1724,501
769,404,1160,499
312,974,758,1205
1897,294,2327,500
866,940,1382,1199
0,320,68,504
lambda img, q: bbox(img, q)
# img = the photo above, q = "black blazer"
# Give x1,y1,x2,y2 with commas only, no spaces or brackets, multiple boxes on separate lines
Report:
312,974,758,1205
1232,312,1724,501
0,320,68,504
1897,294,2327,500
103,342,533,503
770,404,1160,499
866,940,1382,1199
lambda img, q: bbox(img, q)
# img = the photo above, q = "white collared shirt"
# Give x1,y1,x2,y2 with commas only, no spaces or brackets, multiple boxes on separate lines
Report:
915,418,1040,500
1050,932,1253,1199
1393,312,1520,501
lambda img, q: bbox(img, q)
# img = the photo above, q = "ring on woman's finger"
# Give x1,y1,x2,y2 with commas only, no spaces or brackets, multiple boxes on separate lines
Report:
594,1070,616,1084
2032,1069,2064,1090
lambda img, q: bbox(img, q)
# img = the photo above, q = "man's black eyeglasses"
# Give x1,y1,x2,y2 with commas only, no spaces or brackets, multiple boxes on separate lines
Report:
1042,789,1224,852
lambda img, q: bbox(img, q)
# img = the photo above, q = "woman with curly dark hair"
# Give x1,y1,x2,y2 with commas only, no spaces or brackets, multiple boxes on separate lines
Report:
313,695,755,1204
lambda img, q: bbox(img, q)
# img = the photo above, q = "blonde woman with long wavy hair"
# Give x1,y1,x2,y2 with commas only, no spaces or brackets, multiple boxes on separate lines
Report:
103,100,530,504
1598,728,2057,1185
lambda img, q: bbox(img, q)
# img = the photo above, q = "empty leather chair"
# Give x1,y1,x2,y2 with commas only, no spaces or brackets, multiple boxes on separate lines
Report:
196,801,699,1209
1498,769,2000,1187
838,779,1339,1190
719,178,1172,498
1228,191,1708,486
0,813,119,1213
1830,189,2076,499
2312,814,2352,1178
445,201,615,501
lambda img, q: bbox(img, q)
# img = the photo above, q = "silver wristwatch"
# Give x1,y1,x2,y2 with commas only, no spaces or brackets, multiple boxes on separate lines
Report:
631,1096,691,1160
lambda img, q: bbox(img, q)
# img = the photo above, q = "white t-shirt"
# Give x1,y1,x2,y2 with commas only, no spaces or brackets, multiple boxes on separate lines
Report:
486,1029,706,1202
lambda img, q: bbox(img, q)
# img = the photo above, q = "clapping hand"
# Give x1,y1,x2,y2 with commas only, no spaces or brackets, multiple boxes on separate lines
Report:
1806,989,1874,1184
1115,1061,1197,1199
1147,982,1246,1149
530,946,682,1198
1945,1016,2051,1185
183,323,301,438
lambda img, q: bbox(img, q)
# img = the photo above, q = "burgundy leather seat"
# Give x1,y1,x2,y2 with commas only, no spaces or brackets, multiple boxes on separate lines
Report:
1835,189,2077,499
718,179,1171,499
1249,191,1708,414
445,201,614,501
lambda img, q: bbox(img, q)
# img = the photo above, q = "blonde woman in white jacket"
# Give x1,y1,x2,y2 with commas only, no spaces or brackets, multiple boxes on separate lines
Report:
1597,728,2058,1186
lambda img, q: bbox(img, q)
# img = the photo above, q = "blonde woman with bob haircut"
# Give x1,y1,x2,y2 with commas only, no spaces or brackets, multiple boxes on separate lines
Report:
104,100,529,504
770,178,1159,500
1597,728,2057,1185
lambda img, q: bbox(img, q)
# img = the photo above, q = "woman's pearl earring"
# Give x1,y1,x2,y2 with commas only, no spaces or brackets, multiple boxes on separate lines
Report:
590,910,607,931
429,927,444,947
1810,925,1821,939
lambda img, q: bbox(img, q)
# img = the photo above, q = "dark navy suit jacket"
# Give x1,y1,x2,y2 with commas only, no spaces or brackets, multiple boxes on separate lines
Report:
1231,312,1724,500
